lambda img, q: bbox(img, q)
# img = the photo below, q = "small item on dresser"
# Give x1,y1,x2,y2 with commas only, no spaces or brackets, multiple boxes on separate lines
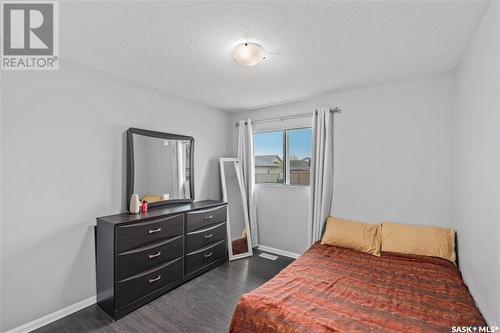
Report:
129,194,140,214
140,200,148,213
161,193,170,201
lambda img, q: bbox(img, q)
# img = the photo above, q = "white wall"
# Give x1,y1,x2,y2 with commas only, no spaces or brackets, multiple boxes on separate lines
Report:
255,185,310,254
0,61,231,332
453,2,500,324
233,74,454,255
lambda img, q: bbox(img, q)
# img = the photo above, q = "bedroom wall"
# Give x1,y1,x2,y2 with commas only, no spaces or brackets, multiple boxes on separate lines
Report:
232,74,454,255
453,1,500,324
0,61,232,332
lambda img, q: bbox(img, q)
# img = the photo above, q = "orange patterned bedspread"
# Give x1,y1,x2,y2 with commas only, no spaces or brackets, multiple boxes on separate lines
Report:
229,242,485,333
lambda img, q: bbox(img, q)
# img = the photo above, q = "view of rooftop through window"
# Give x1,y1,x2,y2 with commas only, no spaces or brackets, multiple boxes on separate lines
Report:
254,128,312,185
254,131,284,184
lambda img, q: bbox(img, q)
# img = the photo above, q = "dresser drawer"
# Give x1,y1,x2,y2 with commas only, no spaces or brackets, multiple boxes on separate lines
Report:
185,205,227,233
116,214,183,253
116,236,183,281
185,240,226,275
186,222,226,254
116,258,183,309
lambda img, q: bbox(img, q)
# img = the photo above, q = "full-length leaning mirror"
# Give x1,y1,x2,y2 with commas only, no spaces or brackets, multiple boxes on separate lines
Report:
219,158,253,260
127,128,194,208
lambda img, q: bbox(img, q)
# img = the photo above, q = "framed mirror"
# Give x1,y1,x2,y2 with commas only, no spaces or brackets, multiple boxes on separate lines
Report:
219,158,253,260
127,128,194,208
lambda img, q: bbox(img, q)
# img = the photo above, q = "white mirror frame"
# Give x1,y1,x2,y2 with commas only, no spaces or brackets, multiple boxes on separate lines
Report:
219,158,253,261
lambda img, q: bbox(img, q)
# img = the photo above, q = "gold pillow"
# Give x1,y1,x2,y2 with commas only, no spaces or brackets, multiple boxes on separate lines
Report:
381,222,456,264
141,194,162,203
321,217,381,256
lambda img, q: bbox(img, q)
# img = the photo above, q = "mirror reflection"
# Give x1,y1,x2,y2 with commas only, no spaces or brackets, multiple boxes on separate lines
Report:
133,134,192,203
220,159,252,259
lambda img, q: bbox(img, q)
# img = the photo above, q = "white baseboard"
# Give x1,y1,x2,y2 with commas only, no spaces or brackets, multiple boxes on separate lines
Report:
256,245,301,259
5,296,96,333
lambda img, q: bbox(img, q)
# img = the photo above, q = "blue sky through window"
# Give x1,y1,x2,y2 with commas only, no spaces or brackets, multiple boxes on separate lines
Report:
254,128,312,159
289,128,312,159
254,131,283,157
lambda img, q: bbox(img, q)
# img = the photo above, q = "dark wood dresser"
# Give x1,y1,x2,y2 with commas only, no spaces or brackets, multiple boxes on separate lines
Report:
96,200,228,320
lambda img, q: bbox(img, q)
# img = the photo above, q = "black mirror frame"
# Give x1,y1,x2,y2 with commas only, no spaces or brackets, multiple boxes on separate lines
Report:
126,127,195,210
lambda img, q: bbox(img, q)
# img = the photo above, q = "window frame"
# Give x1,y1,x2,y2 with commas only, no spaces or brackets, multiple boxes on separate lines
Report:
253,126,312,187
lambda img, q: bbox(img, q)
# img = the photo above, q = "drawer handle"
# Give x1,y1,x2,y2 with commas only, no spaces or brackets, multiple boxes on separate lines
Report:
148,251,161,259
204,215,213,220
204,233,213,239
149,275,161,283
149,227,162,234
204,251,213,258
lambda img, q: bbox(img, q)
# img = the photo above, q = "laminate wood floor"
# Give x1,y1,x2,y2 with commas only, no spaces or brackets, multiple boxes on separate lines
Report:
33,251,295,333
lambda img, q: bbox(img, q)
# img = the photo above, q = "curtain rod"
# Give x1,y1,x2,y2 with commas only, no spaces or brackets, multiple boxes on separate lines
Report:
235,107,341,127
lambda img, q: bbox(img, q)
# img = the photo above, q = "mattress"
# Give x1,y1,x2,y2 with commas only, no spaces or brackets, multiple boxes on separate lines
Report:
229,242,485,333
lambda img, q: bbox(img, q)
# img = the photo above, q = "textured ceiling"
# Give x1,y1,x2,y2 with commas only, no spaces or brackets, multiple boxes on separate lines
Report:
61,1,490,111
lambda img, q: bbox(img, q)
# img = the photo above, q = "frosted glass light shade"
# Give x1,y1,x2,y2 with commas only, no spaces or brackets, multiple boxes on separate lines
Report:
232,42,265,66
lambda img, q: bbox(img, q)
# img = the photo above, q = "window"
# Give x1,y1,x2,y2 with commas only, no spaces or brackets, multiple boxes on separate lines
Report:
254,131,284,184
287,128,312,185
254,128,312,185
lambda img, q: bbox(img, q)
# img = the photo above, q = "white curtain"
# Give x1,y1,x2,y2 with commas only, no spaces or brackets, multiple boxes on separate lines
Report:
308,108,335,245
237,119,259,246
170,140,180,199
176,141,185,198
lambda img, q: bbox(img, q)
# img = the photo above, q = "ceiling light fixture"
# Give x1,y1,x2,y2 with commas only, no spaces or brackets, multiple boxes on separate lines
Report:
232,42,266,66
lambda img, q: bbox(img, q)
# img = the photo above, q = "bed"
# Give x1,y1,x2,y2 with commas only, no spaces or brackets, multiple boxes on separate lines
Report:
229,242,485,333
